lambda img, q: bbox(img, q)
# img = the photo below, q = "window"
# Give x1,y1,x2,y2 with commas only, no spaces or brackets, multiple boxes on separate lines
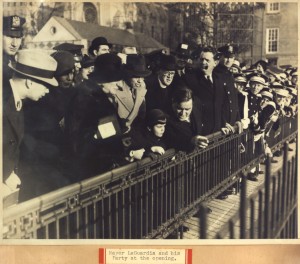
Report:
266,28,279,54
267,3,280,13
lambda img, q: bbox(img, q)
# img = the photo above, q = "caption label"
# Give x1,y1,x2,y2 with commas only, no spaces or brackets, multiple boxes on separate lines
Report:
99,248,192,264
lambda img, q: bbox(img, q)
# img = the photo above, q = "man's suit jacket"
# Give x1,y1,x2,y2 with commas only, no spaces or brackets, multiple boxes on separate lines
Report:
184,69,224,136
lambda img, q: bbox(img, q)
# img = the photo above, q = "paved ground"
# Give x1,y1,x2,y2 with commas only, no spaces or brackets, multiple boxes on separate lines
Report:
181,142,297,239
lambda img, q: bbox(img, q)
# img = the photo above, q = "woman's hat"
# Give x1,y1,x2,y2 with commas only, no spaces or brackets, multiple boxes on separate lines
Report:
81,54,94,68
9,49,58,86
51,51,75,77
146,109,167,127
260,88,274,100
89,53,123,83
271,82,290,97
234,73,247,83
123,54,151,78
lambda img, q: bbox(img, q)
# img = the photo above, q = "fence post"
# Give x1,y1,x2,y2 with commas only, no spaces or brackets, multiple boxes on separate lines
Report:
281,142,289,217
199,205,207,239
264,156,271,238
240,174,247,239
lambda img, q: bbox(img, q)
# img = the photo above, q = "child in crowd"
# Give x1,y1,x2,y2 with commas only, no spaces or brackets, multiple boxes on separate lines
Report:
124,109,167,162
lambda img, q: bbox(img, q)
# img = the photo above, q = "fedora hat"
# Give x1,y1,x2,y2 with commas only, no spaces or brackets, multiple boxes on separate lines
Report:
89,53,123,83
51,51,75,77
123,54,151,78
88,37,112,54
159,54,178,71
9,49,58,86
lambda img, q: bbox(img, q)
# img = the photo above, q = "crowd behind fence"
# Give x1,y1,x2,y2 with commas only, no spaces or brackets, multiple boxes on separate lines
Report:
2,116,297,239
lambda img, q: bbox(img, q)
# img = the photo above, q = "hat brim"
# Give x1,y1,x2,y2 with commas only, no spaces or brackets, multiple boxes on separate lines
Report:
89,71,123,84
124,68,152,78
9,62,58,86
4,30,23,38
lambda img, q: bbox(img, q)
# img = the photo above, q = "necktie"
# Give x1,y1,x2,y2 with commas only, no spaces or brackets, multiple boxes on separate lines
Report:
207,75,213,85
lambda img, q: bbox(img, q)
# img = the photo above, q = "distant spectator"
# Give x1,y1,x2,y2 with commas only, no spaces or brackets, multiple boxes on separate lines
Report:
88,36,112,58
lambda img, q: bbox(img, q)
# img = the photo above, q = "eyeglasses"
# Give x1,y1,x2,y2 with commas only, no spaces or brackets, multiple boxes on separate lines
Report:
162,71,175,77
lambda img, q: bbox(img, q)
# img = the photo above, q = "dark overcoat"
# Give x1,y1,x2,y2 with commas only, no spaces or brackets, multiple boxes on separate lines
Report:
3,87,24,182
64,79,125,180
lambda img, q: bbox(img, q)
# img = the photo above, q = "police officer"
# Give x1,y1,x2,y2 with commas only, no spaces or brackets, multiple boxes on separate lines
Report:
3,15,26,102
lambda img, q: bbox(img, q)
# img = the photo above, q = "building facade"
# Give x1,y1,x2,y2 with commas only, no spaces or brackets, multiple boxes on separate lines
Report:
262,2,298,67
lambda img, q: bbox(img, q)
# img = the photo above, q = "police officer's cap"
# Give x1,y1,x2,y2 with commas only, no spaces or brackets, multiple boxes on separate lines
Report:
3,15,26,38
217,43,236,57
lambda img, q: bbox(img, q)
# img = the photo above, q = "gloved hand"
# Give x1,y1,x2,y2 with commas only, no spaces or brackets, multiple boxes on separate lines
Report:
151,146,165,155
130,149,145,160
241,118,250,129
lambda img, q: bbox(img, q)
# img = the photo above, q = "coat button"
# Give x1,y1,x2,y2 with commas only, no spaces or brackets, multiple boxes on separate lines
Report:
228,91,230,94
9,139,16,145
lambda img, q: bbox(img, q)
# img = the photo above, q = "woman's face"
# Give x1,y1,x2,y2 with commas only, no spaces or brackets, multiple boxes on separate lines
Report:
81,66,94,80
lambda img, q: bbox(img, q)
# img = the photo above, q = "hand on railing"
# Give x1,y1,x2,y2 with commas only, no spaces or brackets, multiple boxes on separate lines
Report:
151,146,165,155
191,135,209,149
221,123,235,135
129,148,145,160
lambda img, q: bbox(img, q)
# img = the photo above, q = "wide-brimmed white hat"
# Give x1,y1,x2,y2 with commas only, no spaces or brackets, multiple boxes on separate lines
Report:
9,49,58,86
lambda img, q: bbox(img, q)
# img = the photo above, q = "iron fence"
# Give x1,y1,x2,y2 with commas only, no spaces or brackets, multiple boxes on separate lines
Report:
2,116,297,239
210,140,298,239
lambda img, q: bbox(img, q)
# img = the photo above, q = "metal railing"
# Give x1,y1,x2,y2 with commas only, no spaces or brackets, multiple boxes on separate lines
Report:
210,140,298,239
3,116,297,239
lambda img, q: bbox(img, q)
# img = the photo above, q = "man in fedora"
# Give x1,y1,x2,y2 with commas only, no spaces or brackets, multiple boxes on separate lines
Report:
88,36,112,58
122,54,151,129
64,53,126,180
145,54,178,113
3,15,26,102
18,51,76,201
3,49,58,202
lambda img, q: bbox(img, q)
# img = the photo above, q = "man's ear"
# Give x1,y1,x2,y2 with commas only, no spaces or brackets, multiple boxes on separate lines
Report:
93,49,98,56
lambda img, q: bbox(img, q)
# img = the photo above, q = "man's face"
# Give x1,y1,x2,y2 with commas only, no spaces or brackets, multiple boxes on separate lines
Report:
81,66,94,80
74,62,81,74
102,80,123,94
249,81,264,95
230,67,239,74
25,79,49,101
260,97,272,108
57,70,74,88
176,56,188,69
291,75,298,85
275,95,286,109
235,82,246,93
199,52,216,75
158,70,175,87
129,77,145,90
220,55,235,68
3,35,22,56
172,99,193,122
152,123,166,138
284,96,292,107
94,45,110,56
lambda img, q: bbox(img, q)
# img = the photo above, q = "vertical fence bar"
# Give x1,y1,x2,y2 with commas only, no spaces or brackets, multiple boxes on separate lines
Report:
250,199,255,238
240,174,247,239
281,143,288,219
199,205,207,239
264,156,271,238
258,191,263,238
271,177,276,238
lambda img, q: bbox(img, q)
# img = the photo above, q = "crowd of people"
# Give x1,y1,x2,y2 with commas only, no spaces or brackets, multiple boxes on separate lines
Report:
3,15,298,204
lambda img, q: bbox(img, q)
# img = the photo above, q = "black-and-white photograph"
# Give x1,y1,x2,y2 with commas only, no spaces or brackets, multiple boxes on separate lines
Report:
2,1,298,240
